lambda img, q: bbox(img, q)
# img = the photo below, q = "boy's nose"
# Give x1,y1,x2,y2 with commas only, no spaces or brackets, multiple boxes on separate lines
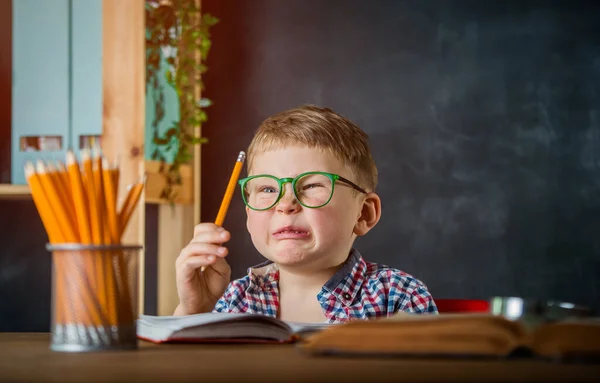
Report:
276,184,301,214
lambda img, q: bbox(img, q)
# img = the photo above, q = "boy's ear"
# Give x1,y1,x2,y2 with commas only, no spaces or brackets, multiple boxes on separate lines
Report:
353,192,381,236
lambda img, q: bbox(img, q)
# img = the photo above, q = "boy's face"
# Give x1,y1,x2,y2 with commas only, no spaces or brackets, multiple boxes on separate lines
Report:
245,145,372,271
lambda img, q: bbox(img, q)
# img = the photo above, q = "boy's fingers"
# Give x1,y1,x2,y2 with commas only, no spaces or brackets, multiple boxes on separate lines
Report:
193,223,226,237
179,255,218,275
178,243,228,264
189,230,230,246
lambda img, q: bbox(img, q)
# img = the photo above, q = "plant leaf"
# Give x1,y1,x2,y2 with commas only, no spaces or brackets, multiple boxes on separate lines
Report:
197,98,212,108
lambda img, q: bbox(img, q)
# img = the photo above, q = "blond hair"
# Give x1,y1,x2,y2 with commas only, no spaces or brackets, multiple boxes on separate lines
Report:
247,105,378,190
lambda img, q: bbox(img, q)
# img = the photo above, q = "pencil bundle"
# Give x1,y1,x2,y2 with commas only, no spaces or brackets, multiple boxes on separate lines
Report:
25,147,144,349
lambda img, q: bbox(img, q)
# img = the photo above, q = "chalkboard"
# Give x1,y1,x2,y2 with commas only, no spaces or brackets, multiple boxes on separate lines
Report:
201,0,600,312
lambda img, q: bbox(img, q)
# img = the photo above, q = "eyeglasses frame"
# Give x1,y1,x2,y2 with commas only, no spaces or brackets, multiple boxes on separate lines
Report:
238,171,367,211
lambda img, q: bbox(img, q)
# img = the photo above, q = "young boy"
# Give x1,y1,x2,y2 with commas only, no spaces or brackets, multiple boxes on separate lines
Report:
174,105,437,323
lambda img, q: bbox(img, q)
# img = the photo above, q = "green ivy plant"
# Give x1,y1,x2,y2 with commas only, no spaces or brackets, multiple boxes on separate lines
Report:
145,0,218,203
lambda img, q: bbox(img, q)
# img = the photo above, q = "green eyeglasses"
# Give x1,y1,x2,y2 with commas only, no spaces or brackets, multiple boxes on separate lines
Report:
238,171,367,211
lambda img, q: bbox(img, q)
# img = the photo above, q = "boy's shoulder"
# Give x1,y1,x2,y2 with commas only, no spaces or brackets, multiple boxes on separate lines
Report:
337,250,437,314
362,259,430,291
310,248,428,291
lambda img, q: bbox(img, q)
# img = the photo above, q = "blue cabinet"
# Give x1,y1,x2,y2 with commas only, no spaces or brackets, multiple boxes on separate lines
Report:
11,0,102,184
71,0,103,153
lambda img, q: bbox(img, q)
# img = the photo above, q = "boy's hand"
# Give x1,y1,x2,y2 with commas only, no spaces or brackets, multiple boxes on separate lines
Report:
174,223,231,315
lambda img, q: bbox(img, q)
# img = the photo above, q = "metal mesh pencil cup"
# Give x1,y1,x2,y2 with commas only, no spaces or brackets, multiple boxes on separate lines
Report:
46,243,143,352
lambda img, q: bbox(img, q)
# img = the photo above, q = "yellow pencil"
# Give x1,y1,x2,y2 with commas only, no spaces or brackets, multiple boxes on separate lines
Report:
202,151,246,272
118,177,145,238
215,151,246,226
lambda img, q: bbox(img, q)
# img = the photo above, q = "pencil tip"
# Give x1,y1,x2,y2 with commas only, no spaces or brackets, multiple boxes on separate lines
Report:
92,145,102,158
24,165,35,178
24,161,35,175
66,150,76,164
35,160,46,173
81,147,91,161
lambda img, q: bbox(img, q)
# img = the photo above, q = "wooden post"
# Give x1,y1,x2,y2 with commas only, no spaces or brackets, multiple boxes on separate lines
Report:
193,0,202,226
157,205,194,315
102,0,146,313
156,0,203,316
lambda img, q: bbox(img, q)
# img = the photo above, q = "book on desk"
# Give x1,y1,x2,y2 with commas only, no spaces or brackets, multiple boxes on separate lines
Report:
137,311,600,362
137,312,332,344
299,312,600,361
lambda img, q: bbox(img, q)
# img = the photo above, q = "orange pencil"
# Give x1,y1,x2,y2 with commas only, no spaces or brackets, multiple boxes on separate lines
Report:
92,147,111,245
82,148,103,245
201,151,246,272
46,161,76,224
215,151,246,226
66,150,92,244
55,160,73,202
102,157,120,244
118,177,145,238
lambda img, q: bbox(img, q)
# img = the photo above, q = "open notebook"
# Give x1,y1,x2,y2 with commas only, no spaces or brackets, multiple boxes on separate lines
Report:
137,312,332,344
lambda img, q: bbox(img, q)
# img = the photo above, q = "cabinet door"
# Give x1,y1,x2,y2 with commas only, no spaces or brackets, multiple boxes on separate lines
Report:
12,0,70,184
71,0,102,155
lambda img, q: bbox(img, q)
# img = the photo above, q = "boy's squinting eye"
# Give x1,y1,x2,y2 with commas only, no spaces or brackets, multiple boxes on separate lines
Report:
258,185,278,194
301,183,324,190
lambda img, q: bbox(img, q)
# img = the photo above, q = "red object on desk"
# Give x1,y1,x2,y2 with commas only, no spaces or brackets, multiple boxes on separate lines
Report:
435,299,490,313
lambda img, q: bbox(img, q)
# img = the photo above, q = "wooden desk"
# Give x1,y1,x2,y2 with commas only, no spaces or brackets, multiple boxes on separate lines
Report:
1,333,599,382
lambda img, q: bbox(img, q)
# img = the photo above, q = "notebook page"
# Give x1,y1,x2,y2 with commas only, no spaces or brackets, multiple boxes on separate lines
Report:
139,312,267,331
138,312,294,331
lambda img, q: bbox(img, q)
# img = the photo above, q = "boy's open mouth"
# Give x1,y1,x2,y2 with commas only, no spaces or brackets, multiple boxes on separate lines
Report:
272,225,310,238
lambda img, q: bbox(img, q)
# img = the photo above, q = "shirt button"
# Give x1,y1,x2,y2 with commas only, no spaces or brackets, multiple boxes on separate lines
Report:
342,293,351,300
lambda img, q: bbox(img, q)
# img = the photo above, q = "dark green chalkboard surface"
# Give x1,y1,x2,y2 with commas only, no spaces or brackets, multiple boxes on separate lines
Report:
201,0,600,311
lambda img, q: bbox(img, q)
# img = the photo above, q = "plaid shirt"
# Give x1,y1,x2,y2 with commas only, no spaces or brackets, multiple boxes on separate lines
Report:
213,249,438,323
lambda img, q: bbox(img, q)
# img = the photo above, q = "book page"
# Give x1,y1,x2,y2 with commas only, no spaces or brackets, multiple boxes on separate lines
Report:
137,313,337,343
138,312,273,331
137,313,295,343
285,321,335,335
139,313,337,332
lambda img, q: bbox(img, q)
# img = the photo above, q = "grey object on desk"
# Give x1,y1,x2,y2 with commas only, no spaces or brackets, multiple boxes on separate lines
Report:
489,296,592,329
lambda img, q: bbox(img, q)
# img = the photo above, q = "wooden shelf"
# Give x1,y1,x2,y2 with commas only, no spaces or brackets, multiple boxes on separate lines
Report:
0,184,31,199
145,160,194,205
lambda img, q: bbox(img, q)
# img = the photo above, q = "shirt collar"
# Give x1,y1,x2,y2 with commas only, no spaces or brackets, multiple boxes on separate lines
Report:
247,248,366,302
320,248,366,305
321,248,362,292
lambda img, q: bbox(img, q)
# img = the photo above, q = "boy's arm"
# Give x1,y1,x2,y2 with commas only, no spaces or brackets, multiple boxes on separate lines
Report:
407,283,438,314
389,273,439,314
